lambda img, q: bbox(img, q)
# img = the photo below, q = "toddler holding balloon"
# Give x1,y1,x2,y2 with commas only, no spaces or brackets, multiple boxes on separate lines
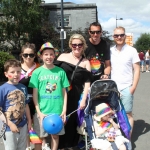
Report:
29,42,70,150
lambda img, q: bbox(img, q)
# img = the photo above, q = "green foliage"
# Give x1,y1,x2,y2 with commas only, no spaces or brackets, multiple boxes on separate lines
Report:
41,24,112,53
134,33,150,52
0,51,14,81
0,0,48,52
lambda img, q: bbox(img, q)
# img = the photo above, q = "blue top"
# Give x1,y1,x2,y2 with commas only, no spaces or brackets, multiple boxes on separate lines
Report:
0,82,30,131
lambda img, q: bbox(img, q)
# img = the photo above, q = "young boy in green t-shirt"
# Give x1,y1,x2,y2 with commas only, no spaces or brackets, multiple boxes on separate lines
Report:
29,42,69,150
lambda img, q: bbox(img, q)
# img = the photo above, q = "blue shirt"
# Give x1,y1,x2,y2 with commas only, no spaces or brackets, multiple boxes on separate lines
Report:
0,82,30,131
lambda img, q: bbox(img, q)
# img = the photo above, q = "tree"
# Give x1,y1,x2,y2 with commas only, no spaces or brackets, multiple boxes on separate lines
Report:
134,33,150,52
0,0,48,52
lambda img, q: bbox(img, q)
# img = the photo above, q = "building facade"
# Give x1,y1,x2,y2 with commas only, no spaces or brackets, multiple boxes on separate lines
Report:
42,2,98,31
125,33,133,46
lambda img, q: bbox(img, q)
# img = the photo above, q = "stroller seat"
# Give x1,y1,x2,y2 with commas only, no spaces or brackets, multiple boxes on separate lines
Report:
79,79,131,150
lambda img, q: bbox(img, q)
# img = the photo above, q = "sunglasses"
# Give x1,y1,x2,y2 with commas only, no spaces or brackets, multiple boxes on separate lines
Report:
22,53,35,58
72,43,83,48
89,31,101,34
113,34,125,38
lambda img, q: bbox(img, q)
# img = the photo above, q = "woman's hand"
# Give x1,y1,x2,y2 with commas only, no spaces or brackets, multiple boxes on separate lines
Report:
79,99,86,110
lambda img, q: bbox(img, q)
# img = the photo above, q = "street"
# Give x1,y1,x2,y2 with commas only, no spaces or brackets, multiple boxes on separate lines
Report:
0,70,150,150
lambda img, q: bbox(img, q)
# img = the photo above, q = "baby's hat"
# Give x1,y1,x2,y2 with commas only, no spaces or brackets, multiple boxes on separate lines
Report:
94,103,113,121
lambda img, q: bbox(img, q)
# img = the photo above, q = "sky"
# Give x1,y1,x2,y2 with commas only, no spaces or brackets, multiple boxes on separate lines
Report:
44,0,150,43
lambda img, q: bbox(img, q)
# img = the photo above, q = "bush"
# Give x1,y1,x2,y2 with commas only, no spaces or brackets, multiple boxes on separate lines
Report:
0,51,14,82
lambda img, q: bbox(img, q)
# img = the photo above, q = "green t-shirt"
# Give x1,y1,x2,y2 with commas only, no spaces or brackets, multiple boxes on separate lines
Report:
29,66,69,115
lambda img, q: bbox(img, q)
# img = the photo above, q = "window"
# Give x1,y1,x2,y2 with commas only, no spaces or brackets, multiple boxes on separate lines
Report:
58,15,70,27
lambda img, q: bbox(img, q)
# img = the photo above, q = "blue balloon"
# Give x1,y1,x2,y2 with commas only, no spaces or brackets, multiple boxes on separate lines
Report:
42,114,63,134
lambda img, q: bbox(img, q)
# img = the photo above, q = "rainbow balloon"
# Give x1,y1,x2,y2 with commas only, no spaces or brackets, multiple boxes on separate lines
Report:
29,129,42,144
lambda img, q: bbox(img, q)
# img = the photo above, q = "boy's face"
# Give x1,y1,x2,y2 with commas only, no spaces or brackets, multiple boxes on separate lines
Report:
4,66,21,84
40,49,55,66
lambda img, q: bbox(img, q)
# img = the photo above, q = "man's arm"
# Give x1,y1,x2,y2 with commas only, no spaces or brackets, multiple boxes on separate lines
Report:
130,62,140,94
101,60,111,79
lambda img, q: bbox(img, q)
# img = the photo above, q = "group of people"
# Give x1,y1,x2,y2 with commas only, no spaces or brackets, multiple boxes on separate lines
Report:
139,50,150,72
0,22,140,150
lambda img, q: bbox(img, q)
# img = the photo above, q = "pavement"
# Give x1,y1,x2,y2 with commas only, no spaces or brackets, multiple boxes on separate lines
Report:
0,69,150,150
131,70,150,150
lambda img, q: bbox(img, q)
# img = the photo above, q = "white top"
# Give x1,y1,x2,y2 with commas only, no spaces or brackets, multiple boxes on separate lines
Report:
110,44,140,91
145,51,149,60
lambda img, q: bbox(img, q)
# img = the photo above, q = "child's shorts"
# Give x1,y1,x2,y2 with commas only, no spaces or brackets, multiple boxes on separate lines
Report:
3,124,27,150
33,113,65,138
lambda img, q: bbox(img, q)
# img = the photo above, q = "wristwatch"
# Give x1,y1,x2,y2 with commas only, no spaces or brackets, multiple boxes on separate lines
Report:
104,74,110,78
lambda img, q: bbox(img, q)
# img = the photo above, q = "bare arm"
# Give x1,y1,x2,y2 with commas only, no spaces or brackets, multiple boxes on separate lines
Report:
79,82,90,110
25,104,32,130
33,88,46,123
79,60,91,109
109,118,119,129
57,53,66,61
101,60,111,79
94,121,108,136
60,88,67,123
85,59,91,72
130,62,140,94
6,119,19,133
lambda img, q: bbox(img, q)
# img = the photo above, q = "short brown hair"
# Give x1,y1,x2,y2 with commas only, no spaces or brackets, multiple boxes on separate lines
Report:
89,22,102,31
4,59,21,72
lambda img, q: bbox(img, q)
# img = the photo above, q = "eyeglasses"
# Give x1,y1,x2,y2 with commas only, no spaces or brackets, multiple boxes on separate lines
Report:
89,31,101,34
22,53,35,58
113,34,125,38
72,43,83,48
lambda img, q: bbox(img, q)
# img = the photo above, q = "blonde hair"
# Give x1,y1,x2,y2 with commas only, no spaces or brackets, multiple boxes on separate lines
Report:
114,26,125,33
69,34,87,55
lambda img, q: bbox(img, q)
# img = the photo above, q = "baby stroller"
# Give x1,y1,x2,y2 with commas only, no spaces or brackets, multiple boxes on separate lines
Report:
79,79,131,150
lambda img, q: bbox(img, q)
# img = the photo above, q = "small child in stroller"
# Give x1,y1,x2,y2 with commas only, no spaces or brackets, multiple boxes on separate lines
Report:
92,103,129,150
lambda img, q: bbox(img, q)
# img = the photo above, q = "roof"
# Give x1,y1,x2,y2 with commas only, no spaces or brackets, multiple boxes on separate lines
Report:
41,2,97,9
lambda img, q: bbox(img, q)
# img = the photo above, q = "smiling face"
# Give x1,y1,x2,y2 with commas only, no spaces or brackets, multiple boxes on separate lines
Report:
40,49,55,67
21,48,35,65
89,25,102,44
5,66,21,84
71,39,83,57
113,28,126,46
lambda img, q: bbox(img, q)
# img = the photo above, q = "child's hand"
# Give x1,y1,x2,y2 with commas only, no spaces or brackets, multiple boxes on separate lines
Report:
102,127,109,133
60,111,66,123
27,121,33,131
39,112,46,126
108,118,113,123
9,123,19,133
